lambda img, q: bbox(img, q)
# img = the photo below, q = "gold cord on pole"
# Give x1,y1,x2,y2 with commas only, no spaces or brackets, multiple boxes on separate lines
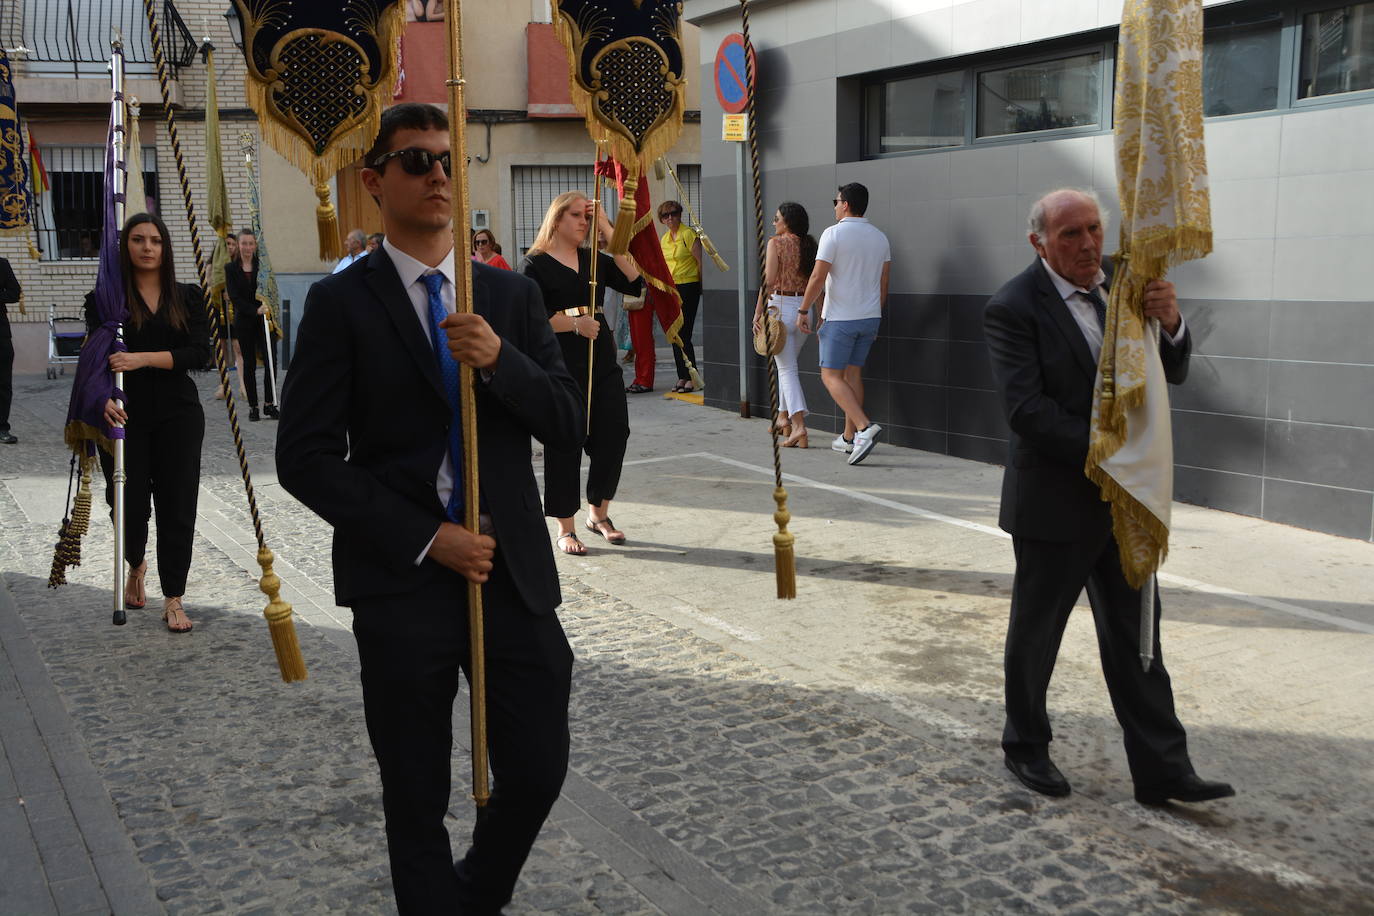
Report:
143,0,306,680
445,6,490,809
739,0,796,598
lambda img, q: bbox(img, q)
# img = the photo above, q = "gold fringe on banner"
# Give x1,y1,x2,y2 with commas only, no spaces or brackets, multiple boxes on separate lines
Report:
234,1,405,262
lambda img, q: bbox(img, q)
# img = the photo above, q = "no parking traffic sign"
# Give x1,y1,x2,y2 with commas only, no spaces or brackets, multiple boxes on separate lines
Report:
713,33,755,116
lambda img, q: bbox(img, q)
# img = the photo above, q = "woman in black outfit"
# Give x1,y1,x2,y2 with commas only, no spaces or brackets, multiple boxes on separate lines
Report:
522,191,642,555
223,228,277,420
88,212,210,632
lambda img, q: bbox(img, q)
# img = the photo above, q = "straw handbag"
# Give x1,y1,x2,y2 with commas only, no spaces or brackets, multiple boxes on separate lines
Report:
753,306,786,357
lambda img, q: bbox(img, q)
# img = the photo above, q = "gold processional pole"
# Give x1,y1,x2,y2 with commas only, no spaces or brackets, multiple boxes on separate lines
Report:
109,32,129,626
584,149,604,435
444,2,489,808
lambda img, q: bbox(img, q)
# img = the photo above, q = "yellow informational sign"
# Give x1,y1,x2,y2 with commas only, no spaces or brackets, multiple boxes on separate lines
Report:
722,113,748,142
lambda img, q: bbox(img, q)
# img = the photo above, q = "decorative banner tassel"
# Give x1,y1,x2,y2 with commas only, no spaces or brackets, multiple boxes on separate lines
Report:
772,486,797,599
48,519,73,588
258,547,307,682
314,180,342,261
607,169,638,254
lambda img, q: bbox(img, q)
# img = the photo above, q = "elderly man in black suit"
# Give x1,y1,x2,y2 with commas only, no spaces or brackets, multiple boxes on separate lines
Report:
983,188,1233,807
0,255,20,444
276,103,584,915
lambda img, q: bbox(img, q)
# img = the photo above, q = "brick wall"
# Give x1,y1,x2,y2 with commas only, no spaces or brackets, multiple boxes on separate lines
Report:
3,0,261,344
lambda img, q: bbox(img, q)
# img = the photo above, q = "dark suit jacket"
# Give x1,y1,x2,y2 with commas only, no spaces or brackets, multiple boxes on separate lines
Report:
275,248,585,611
983,258,1190,543
0,256,20,339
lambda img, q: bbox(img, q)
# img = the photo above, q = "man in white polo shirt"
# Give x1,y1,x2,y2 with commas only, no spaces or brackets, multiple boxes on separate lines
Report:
796,182,891,465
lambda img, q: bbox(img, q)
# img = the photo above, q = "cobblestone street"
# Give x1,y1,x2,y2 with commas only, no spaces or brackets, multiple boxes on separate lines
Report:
2,369,1372,914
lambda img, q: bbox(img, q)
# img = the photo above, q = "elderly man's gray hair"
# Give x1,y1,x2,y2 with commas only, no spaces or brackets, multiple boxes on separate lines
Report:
347,228,367,245
1028,189,1109,237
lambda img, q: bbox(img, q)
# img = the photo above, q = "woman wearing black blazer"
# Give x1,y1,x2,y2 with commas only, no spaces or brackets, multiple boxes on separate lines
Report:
223,228,277,420
88,212,210,632
521,190,643,555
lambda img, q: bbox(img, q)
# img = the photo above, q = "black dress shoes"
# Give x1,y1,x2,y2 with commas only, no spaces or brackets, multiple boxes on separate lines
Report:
0,432,17,444
1006,755,1071,797
1135,773,1235,806
264,404,280,419
248,407,260,421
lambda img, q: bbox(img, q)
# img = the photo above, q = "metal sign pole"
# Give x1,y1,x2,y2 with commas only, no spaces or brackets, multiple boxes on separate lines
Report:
735,138,749,418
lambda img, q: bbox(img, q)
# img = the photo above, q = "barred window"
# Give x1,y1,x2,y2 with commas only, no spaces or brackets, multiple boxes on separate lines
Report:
1299,3,1374,99
33,144,159,262
510,165,618,259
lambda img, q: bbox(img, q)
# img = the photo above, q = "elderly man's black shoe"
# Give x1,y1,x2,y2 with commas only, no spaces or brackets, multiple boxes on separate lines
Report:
1134,774,1235,806
1005,756,1071,797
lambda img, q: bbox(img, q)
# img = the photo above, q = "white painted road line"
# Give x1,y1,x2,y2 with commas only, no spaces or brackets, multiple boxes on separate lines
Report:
1115,801,1322,889
691,452,1374,637
671,604,762,643
855,685,980,739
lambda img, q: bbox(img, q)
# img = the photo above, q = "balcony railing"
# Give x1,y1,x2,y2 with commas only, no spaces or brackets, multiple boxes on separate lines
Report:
2,0,196,77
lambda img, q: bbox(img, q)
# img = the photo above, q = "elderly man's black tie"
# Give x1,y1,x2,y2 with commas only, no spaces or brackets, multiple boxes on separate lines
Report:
1080,289,1107,331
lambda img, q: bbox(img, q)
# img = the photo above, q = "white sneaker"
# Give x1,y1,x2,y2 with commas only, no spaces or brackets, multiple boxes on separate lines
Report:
831,434,853,454
848,423,882,465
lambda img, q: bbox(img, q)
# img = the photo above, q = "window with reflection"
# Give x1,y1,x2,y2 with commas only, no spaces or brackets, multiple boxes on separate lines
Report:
1203,11,1283,116
1300,3,1374,98
864,70,965,155
976,53,1102,138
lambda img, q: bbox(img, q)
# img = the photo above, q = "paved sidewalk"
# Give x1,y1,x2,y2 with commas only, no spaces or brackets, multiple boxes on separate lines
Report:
1,363,1372,914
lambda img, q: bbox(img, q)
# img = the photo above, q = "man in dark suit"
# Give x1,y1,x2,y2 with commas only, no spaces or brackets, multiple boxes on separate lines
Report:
983,188,1233,806
276,103,585,914
0,255,20,444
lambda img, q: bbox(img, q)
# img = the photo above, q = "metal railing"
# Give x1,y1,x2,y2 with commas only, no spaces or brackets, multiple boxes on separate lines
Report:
1,0,196,76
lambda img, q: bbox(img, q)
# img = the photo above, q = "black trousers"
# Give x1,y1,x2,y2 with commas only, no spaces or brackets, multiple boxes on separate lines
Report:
236,318,276,408
0,336,12,432
1002,531,1193,789
351,553,573,915
671,281,701,381
99,397,205,597
543,362,629,518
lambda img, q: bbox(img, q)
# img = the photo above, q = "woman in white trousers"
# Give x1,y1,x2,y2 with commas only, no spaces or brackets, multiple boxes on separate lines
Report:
752,202,817,447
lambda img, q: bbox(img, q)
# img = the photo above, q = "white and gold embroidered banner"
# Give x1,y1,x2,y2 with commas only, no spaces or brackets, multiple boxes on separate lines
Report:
1088,0,1212,589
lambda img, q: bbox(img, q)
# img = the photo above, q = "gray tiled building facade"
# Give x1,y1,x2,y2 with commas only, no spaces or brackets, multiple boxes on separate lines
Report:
686,0,1374,542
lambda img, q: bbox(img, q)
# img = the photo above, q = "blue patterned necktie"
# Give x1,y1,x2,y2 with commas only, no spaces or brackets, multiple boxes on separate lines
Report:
1079,288,1108,331
421,271,464,521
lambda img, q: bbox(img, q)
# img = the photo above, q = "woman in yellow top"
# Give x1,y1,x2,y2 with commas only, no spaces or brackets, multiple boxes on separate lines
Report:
656,200,703,393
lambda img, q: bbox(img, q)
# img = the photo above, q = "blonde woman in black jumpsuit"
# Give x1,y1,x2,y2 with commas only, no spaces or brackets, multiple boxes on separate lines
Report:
522,191,642,555
88,213,210,632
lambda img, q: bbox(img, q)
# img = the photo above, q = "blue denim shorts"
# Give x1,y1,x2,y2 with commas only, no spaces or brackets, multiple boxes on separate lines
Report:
817,317,881,369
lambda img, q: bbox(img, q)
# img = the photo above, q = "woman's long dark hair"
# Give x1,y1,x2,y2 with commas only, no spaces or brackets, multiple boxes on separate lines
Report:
120,212,187,331
777,202,817,278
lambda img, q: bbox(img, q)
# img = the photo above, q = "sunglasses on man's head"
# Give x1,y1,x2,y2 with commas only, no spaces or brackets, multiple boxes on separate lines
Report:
371,147,452,177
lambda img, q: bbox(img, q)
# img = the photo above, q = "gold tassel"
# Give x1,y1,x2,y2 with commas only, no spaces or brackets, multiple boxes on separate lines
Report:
69,459,93,543
257,546,307,682
47,458,95,588
772,486,797,599
314,181,342,262
48,517,72,588
607,168,638,255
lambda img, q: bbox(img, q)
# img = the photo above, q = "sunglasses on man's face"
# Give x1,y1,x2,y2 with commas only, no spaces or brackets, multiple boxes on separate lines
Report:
475,238,491,246
832,198,845,206
371,147,452,177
